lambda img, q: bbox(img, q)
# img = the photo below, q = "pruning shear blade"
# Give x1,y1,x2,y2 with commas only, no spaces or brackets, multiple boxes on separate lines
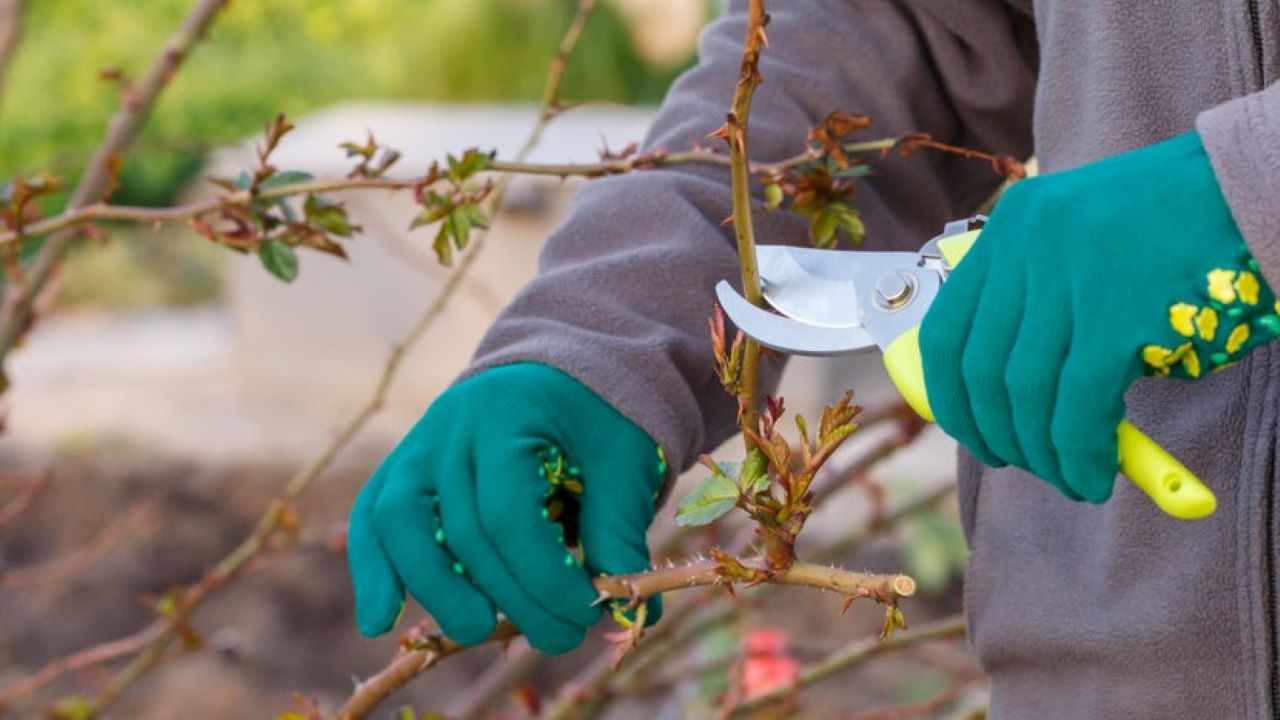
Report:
714,280,877,356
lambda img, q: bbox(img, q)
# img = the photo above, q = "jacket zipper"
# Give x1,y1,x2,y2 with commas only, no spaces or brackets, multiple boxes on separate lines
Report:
1252,4,1278,715
1268,428,1278,718
1249,0,1266,86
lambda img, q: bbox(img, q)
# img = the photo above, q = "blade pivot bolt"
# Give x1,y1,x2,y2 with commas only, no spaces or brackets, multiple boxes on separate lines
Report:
874,271,916,310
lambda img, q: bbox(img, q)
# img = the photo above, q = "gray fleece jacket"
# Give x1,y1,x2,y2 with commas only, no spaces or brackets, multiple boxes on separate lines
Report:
467,1,1280,716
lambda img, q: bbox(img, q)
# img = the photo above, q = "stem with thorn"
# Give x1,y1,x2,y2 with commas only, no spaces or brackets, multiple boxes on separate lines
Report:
336,559,914,719
724,0,769,449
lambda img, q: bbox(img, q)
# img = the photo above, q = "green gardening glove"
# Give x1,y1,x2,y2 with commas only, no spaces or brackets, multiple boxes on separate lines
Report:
347,362,666,654
920,131,1280,503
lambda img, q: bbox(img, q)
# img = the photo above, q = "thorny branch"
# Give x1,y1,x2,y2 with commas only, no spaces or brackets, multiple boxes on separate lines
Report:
0,134,1016,252
561,483,955,720
718,0,770,445
0,625,166,709
450,426,946,720
0,0,232,372
1,500,151,589
336,560,916,720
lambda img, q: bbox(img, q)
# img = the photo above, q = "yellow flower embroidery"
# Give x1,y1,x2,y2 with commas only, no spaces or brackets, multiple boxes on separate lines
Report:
1226,324,1250,354
1182,350,1202,379
1143,345,1174,368
1196,307,1219,341
1143,342,1192,373
1235,271,1261,305
1207,269,1238,304
1169,303,1198,337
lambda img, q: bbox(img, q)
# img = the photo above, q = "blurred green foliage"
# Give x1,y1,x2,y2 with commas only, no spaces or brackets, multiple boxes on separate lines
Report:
2,0,692,207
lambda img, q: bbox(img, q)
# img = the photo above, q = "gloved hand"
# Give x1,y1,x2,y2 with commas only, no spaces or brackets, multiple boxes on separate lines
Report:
347,362,666,654
920,131,1280,503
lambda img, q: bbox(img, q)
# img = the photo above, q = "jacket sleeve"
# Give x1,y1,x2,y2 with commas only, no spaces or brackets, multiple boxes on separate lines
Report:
1198,82,1280,288
464,0,1037,478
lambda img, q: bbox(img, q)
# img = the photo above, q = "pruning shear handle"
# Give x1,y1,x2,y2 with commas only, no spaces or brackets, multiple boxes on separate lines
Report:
883,230,1216,520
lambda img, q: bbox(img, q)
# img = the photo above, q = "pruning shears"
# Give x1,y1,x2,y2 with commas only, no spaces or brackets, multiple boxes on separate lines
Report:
715,216,1217,520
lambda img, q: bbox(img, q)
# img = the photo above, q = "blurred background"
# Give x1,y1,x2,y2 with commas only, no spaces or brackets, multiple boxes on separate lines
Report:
0,1,970,717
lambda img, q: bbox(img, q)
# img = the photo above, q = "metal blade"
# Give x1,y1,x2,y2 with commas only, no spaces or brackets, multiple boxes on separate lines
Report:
755,245,922,329
715,281,878,357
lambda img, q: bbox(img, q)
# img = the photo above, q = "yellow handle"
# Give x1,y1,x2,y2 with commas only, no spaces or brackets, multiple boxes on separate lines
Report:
884,327,1215,519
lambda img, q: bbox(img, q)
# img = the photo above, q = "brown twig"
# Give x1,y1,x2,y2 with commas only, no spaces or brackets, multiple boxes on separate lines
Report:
578,487,955,719
596,559,914,605
337,621,525,720
0,467,50,531
1,500,151,589
0,0,231,366
729,615,967,716
539,0,597,124
722,0,770,447
545,423,939,720
74,231,483,717
442,639,541,718
541,595,718,720
0,137,1019,258
0,624,166,708
337,560,915,720
0,142,881,251
896,133,1026,181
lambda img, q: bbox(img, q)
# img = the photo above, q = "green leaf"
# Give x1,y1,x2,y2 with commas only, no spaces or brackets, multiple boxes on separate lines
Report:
48,696,96,720
259,170,314,190
448,209,470,251
304,193,356,237
409,204,450,230
740,448,770,495
831,204,866,245
763,183,784,211
447,149,491,181
809,209,838,248
432,224,453,265
232,171,252,191
258,238,299,282
675,473,740,527
463,203,489,230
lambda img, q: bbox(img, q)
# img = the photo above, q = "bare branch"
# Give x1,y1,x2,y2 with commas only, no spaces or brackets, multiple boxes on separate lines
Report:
337,560,915,719
0,0,232,367
549,479,955,719
0,624,165,708
724,0,770,445
596,559,914,604
1,500,151,589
